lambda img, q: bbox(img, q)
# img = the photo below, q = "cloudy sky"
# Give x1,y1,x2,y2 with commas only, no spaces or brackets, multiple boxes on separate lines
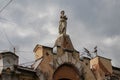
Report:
0,0,120,67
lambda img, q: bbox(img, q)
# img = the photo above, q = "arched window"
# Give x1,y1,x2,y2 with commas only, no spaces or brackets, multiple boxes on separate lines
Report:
53,63,81,80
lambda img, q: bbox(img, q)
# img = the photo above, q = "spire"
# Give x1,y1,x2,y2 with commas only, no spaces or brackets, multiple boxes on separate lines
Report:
59,10,68,35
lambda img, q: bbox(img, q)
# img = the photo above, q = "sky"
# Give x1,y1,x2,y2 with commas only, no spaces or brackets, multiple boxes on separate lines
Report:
0,0,120,67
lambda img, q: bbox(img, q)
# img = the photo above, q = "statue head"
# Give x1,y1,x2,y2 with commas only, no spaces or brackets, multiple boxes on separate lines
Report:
61,10,65,15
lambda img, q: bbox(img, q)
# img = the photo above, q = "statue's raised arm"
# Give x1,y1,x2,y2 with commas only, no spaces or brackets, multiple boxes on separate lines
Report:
59,10,68,35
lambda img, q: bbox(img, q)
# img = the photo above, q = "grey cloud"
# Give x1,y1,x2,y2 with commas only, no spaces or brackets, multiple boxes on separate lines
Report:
0,0,120,67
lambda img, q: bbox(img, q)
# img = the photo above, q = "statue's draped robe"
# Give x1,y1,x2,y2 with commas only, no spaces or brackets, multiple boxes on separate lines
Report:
59,14,67,35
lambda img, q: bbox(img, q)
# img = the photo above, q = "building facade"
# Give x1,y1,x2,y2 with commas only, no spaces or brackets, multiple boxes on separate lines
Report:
0,52,38,80
0,11,119,80
32,11,120,80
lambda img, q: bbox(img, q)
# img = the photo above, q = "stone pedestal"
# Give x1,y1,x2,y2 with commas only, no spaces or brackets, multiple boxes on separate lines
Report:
54,34,74,50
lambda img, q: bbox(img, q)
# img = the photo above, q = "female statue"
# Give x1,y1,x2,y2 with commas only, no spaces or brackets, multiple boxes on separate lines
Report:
59,10,68,35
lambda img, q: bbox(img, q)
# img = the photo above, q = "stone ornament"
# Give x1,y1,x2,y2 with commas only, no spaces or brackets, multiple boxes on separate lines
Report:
59,10,68,35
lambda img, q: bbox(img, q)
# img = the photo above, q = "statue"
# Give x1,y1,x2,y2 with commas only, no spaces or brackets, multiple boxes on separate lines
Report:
59,10,68,35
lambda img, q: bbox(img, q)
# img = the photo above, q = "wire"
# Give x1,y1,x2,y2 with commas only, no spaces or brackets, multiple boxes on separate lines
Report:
0,60,35,67
3,29,14,47
0,0,13,13
0,29,3,39
19,61,35,66
16,51,33,53
17,52,32,61
0,49,33,53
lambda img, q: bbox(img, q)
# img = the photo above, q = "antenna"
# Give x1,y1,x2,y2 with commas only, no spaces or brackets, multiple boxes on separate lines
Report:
93,46,98,56
84,47,92,58
83,46,98,59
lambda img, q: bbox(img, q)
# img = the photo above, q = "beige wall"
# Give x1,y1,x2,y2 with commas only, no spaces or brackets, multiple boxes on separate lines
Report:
34,46,43,60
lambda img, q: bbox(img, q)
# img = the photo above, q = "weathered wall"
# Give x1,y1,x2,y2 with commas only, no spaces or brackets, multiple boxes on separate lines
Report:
0,55,3,74
34,46,43,60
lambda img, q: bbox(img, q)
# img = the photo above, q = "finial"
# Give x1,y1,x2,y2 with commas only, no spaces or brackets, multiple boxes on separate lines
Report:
59,10,68,35
13,47,16,54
